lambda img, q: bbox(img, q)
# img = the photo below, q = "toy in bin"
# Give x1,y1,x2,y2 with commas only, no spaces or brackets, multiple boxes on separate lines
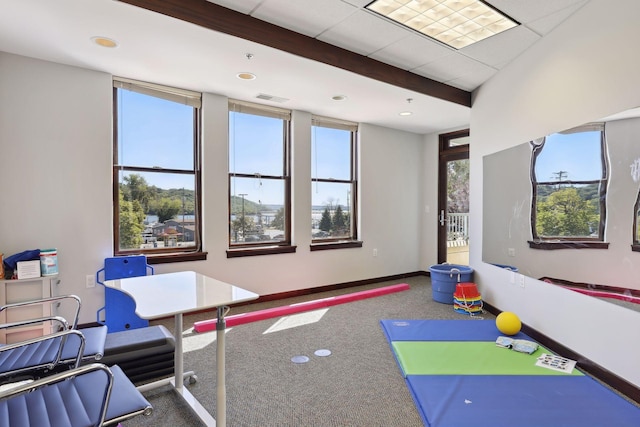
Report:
453,282,483,316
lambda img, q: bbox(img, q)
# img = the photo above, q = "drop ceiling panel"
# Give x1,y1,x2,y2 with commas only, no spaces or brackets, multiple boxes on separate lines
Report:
525,2,589,36
317,9,411,56
413,53,496,85
252,0,357,38
369,33,454,71
460,25,541,67
446,67,498,92
341,0,373,7
489,0,588,24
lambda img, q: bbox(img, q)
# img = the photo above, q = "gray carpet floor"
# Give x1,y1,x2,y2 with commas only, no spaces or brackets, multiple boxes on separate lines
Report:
123,276,489,426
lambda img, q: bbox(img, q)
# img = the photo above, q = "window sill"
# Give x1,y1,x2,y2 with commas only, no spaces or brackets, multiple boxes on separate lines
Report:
528,240,609,250
310,240,363,251
146,251,208,264
227,245,297,258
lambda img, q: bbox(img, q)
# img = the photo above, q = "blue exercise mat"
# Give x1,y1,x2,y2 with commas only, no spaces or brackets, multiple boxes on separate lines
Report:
406,375,640,427
381,319,640,427
380,319,530,342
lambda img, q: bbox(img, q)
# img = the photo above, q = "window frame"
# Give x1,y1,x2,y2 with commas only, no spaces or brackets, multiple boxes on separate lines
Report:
112,77,206,263
310,115,362,251
528,123,609,250
226,100,295,258
632,190,640,252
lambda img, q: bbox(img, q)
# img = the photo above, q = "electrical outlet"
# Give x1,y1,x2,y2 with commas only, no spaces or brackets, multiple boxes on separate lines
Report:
510,271,516,284
86,274,96,288
373,248,378,257
508,248,515,257
518,274,525,288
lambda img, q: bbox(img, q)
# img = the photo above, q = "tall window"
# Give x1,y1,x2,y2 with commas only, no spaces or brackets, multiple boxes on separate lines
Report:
311,116,358,244
529,123,608,248
113,78,203,260
228,100,291,253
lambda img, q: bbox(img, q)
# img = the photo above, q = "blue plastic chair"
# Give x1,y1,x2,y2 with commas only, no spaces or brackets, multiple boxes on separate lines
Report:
96,256,154,333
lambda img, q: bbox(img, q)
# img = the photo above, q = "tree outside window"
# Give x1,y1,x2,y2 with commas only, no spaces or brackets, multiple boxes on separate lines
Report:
530,124,607,245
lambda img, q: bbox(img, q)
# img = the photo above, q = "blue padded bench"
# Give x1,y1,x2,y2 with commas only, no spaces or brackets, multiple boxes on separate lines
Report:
97,325,175,383
0,363,152,426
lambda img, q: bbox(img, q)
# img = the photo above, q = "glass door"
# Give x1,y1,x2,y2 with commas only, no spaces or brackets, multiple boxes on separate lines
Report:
438,130,470,265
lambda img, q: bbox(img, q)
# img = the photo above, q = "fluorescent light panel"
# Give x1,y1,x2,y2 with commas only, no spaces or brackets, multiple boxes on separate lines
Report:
366,0,518,49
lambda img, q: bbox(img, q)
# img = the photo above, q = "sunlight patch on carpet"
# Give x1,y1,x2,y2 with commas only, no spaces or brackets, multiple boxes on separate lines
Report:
181,326,231,353
263,309,329,334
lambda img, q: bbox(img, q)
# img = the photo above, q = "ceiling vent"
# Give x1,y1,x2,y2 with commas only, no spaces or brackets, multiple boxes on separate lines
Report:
256,93,289,103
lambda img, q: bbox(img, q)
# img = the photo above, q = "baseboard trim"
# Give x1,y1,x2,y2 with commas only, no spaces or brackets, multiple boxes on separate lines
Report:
483,302,640,405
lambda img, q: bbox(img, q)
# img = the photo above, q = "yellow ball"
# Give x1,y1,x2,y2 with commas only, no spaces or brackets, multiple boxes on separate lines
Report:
496,311,521,335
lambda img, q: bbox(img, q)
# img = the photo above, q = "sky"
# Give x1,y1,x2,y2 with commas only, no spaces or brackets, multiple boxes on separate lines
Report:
118,88,353,208
534,130,603,182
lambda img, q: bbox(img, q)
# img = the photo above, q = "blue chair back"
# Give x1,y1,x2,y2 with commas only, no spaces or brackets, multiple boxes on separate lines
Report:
103,256,151,281
96,256,154,332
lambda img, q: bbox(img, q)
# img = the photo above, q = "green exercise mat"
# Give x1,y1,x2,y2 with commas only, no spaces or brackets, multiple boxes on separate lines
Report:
392,341,583,376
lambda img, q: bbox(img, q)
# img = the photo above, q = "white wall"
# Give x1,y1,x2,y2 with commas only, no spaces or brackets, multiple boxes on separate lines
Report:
0,51,426,323
470,0,640,387
0,53,114,320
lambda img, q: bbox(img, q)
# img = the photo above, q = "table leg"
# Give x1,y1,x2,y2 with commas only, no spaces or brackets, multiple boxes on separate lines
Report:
175,313,184,392
216,306,228,427
137,311,216,425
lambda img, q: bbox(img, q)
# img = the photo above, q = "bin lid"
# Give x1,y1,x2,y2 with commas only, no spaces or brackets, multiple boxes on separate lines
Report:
429,264,473,274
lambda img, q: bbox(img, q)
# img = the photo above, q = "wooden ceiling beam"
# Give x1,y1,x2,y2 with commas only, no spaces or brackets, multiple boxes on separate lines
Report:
116,0,471,107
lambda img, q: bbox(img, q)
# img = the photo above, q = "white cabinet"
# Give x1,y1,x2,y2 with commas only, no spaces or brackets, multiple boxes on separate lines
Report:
0,276,58,344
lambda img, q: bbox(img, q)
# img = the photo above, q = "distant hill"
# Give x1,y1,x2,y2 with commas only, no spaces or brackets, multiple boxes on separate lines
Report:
231,196,273,215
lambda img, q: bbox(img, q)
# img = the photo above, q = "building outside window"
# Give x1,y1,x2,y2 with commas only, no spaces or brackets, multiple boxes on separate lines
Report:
113,77,203,260
311,116,358,243
228,100,291,250
530,123,608,248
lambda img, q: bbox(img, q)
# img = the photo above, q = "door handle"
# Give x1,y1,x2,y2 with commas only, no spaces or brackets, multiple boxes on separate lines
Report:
439,210,446,226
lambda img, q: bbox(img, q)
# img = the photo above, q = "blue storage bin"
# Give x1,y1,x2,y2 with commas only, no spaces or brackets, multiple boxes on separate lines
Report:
429,264,474,304
492,263,518,272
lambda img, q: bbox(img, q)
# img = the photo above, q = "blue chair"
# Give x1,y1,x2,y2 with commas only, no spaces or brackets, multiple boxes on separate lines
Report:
0,329,86,383
1,295,107,363
0,363,152,426
96,256,154,332
0,295,108,382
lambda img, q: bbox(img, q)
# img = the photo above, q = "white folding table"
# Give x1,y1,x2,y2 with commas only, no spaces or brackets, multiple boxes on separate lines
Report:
104,271,258,427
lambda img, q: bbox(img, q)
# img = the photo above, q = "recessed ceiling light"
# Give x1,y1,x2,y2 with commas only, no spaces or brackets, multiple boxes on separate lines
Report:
91,36,118,48
366,0,519,49
399,111,413,116
332,95,348,101
237,72,256,80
